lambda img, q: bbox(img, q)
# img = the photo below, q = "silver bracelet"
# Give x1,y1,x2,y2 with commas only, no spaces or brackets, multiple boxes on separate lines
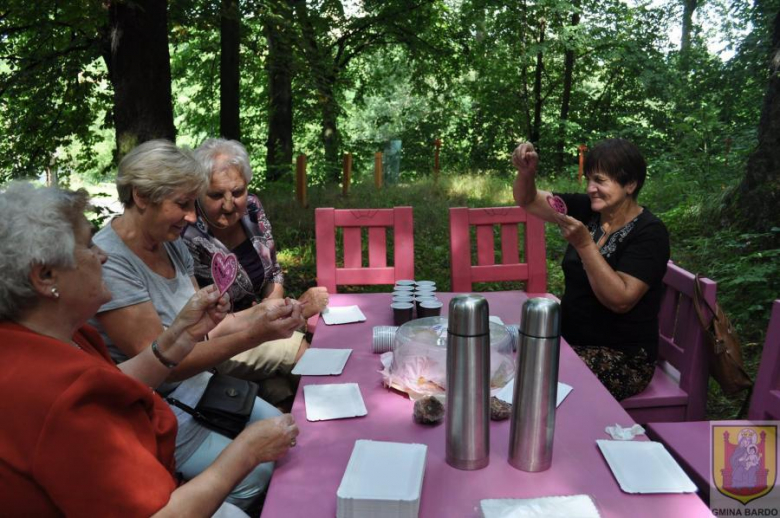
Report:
151,340,178,369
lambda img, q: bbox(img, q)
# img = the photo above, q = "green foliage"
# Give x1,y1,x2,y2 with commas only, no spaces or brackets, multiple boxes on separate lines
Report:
0,1,109,182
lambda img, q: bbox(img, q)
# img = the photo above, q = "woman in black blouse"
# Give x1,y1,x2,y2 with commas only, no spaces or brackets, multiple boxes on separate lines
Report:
512,139,670,400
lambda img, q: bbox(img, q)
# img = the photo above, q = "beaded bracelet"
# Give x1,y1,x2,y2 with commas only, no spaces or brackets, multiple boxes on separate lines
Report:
151,340,178,369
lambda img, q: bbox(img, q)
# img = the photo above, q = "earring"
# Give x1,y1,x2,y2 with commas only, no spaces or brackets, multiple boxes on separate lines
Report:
51,287,60,299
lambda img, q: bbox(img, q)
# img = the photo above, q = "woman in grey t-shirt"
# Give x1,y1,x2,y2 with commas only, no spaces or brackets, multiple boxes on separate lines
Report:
93,140,305,513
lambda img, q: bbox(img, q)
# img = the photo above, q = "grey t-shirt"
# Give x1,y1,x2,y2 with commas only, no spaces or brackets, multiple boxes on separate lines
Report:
91,220,210,464
92,222,196,365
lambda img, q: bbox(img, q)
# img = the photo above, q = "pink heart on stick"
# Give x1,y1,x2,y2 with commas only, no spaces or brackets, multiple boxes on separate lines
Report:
211,251,238,296
546,195,568,215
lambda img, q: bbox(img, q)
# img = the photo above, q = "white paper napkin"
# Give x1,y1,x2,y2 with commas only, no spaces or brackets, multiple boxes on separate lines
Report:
489,316,505,325
292,348,352,376
303,383,368,421
605,423,645,440
496,380,573,408
322,306,367,325
480,495,601,518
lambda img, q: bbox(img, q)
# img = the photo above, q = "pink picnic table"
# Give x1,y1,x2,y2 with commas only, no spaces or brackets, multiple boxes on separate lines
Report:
261,291,713,517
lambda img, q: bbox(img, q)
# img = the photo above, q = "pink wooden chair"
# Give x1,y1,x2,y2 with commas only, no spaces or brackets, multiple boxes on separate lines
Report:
449,206,546,293
646,300,780,498
620,261,717,423
748,299,780,420
315,207,414,292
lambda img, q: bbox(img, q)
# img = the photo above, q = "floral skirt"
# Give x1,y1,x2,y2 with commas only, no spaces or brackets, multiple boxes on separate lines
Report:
571,345,655,401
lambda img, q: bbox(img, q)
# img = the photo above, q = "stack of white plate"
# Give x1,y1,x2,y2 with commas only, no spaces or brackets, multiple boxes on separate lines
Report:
337,440,427,518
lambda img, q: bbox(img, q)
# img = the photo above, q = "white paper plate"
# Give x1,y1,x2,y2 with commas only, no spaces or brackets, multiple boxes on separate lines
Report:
337,440,427,518
292,348,352,376
496,380,573,408
322,306,367,325
304,383,368,421
596,440,697,494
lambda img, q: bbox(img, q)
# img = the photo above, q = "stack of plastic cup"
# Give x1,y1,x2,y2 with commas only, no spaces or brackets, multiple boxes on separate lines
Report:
392,281,416,325
413,281,441,319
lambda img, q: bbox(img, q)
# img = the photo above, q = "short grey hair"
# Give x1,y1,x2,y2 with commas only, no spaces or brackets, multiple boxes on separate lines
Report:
0,182,88,321
116,139,209,207
194,138,253,184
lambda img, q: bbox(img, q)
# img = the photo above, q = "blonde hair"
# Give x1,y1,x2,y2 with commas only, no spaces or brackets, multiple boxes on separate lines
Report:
116,139,209,207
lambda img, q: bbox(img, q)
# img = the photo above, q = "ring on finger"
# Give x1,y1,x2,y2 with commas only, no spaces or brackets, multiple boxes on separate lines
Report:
290,438,297,447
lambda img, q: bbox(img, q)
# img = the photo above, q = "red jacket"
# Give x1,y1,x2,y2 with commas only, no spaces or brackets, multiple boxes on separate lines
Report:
0,322,178,517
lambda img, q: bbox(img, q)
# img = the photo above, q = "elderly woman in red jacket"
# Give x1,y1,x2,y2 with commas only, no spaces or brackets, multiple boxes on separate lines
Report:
0,182,298,517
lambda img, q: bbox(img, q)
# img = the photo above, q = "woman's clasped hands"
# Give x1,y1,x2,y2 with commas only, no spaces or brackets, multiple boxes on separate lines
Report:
246,297,306,343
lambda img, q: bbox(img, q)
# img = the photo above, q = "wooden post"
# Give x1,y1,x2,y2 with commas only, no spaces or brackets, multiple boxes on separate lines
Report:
577,144,588,183
724,136,733,166
342,152,353,196
296,154,308,207
433,138,442,183
374,152,383,189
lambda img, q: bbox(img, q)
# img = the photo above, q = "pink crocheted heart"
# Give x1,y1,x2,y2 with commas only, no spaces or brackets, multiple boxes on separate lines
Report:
211,251,238,296
546,195,568,215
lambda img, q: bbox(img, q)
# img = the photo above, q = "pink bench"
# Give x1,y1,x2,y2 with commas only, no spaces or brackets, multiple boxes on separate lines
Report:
621,261,717,423
449,206,546,293
646,299,780,498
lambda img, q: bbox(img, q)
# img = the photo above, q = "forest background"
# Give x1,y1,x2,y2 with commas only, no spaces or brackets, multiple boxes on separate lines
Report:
1,0,779,418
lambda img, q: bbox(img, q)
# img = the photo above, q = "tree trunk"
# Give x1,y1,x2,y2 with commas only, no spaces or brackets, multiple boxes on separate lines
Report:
726,10,780,232
264,0,294,182
103,0,176,159
680,0,698,70
556,10,580,172
220,0,241,141
530,19,545,148
294,0,341,182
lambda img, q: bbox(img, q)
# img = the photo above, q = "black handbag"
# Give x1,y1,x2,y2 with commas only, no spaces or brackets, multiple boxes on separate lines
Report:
167,374,259,439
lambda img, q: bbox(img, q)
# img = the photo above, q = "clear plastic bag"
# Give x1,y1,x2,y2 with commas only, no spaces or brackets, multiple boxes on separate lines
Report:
380,317,515,400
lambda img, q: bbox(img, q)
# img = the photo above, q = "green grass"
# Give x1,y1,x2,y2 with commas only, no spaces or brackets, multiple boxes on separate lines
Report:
260,172,779,420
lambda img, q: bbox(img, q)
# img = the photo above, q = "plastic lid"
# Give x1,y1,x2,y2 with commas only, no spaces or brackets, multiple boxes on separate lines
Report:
394,316,509,353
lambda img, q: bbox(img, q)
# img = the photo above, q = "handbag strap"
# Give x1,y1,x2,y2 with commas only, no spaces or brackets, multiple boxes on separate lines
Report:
166,396,209,422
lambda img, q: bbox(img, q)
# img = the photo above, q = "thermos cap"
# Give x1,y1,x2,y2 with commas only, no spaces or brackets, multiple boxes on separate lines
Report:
448,295,490,336
520,298,561,339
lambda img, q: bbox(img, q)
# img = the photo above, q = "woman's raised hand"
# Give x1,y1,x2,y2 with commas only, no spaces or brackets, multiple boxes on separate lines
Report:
168,285,230,350
556,214,596,250
248,298,305,342
512,142,539,177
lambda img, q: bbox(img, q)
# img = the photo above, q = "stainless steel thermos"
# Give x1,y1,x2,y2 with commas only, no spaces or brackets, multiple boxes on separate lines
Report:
508,297,561,472
446,295,490,470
